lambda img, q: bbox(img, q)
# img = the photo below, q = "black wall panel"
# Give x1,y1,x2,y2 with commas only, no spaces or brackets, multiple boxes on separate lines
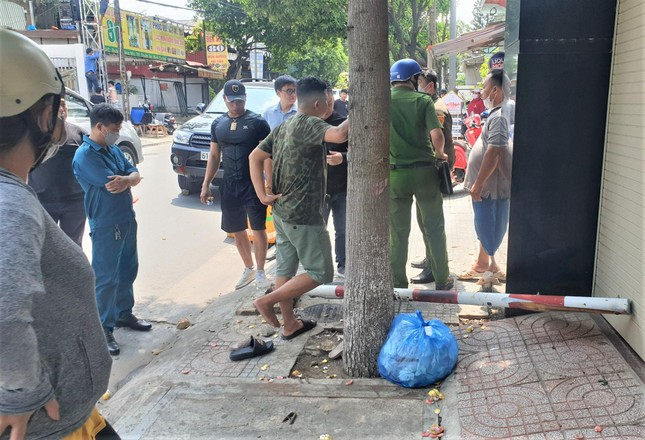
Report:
506,0,617,297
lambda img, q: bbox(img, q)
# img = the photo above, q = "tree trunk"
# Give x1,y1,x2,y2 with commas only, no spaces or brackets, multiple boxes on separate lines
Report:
344,0,394,377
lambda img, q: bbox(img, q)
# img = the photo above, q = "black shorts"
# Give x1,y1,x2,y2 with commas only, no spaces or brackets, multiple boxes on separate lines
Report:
220,180,267,233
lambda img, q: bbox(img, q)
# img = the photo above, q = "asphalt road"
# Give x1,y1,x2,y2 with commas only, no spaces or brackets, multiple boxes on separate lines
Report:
82,137,246,393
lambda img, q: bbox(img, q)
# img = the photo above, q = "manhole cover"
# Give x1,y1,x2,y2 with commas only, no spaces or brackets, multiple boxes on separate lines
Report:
300,303,343,322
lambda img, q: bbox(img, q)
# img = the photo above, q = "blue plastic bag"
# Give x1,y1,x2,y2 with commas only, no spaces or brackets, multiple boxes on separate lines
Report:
377,311,458,388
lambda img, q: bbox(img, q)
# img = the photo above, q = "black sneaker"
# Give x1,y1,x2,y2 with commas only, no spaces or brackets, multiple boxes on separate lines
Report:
105,331,120,356
435,278,455,291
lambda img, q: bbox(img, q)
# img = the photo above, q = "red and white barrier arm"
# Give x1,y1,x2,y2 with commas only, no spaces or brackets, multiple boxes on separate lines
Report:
306,285,631,315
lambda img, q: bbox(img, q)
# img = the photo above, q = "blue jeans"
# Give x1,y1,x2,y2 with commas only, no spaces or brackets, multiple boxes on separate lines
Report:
323,191,346,269
472,197,510,257
86,72,100,94
91,220,139,332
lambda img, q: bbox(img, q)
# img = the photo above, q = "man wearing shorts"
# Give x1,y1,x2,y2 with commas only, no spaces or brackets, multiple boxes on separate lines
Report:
201,80,272,290
248,77,348,339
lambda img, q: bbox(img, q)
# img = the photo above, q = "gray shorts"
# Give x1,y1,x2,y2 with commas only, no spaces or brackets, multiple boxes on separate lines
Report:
273,212,334,284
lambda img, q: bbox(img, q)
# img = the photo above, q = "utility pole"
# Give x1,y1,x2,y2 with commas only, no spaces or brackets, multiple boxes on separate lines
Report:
427,0,436,70
113,0,130,120
449,0,457,90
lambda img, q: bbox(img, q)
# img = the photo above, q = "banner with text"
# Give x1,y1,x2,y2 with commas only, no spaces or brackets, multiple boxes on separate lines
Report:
205,32,228,74
102,7,185,63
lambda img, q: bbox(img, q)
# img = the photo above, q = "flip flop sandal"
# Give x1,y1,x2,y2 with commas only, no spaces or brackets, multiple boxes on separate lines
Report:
229,336,274,361
493,271,506,282
282,319,317,341
457,268,486,281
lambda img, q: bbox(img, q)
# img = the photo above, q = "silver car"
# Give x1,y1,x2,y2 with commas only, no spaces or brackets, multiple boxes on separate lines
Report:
64,88,144,164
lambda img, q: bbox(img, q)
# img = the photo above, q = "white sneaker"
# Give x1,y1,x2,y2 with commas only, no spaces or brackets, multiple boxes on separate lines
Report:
235,267,255,289
255,270,272,291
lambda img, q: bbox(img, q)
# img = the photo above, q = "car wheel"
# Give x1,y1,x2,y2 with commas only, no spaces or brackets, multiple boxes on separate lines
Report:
119,143,137,165
178,175,202,195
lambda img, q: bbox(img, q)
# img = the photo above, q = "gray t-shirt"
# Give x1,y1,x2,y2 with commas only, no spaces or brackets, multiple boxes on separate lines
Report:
463,104,513,199
0,169,111,439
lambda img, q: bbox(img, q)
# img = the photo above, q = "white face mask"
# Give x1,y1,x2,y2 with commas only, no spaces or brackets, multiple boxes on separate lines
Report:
483,96,495,109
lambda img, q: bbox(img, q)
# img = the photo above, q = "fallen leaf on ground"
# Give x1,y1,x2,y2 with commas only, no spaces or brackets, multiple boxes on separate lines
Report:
151,349,162,355
181,368,190,374
291,370,302,378
434,408,441,414
321,359,328,364
466,326,474,333
101,391,111,400
345,380,353,385
595,426,603,433
260,364,270,371
327,374,337,379
176,318,191,330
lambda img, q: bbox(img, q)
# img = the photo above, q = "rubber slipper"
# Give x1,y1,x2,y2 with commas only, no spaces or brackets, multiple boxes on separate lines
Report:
328,341,343,360
229,336,274,361
282,319,317,340
493,271,506,282
457,268,486,280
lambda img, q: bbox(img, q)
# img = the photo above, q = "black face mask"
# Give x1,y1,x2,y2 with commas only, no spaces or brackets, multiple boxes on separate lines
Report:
28,74,66,170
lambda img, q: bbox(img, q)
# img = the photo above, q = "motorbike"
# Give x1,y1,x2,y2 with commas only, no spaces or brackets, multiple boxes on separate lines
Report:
163,113,177,135
452,113,482,183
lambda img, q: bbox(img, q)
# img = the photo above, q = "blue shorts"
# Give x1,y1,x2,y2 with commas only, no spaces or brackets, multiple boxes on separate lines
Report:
472,197,510,257
220,180,267,233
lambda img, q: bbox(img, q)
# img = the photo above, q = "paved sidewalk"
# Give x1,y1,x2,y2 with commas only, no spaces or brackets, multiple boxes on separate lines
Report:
100,188,644,439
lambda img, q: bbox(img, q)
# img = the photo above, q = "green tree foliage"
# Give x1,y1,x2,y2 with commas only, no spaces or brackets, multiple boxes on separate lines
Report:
190,0,348,79
274,39,348,86
388,0,450,62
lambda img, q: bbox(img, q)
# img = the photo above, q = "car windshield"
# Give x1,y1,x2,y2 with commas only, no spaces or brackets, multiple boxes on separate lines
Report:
205,87,279,115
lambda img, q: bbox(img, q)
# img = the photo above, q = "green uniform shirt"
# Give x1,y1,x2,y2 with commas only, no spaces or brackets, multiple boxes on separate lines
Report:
258,113,330,225
390,87,443,165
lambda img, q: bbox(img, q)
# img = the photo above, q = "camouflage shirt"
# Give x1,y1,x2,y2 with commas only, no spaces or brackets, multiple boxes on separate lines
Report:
258,113,330,225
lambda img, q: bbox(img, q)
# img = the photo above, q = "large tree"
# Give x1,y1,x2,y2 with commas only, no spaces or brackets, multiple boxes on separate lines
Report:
190,0,348,78
344,0,393,377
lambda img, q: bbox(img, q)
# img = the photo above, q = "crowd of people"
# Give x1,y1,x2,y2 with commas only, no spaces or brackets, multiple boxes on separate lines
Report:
1,25,513,438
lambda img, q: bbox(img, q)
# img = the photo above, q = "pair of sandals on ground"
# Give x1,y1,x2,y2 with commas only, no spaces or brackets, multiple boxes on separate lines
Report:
229,318,317,361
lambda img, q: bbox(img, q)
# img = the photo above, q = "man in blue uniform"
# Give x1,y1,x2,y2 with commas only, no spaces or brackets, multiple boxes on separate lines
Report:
84,47,101,95
73,104,151,356
200,80,273,291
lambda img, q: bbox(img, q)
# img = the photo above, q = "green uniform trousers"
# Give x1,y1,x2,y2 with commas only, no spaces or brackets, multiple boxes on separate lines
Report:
390,166,450,288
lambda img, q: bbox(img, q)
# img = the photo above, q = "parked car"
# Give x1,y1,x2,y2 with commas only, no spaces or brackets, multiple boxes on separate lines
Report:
64,88,144,164
170,80,279,194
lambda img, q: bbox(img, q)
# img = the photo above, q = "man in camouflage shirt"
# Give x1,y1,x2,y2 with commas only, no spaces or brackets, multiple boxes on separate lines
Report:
249,77,348,340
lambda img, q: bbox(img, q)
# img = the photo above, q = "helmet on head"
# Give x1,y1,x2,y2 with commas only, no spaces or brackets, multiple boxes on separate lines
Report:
0,28,65,168
0,27,64,118
390,59,423,83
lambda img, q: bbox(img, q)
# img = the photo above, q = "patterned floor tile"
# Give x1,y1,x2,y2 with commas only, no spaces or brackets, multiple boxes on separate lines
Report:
562,425,645,439
458,382,560,439
527,336,628,380
545,373,645,429
515,312,602,346
457,345,539,392
453,319,525,354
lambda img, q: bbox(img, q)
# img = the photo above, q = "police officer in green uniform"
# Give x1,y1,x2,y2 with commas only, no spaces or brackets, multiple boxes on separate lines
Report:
389,59,453,290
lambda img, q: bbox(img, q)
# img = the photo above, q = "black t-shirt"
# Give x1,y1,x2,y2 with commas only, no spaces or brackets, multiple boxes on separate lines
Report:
325,112,348,195
29,122,87,202
211,110,271,181
90,95,106,104
333,99,349,118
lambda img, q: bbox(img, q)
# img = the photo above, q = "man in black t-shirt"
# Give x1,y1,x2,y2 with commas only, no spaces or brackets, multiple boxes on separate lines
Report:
29,98,87,247
333,89,349,117
200,80,272,291
323,110,348,276
90,87,106,104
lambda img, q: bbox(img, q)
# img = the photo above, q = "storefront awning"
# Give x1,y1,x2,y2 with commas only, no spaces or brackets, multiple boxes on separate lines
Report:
429,23,505,57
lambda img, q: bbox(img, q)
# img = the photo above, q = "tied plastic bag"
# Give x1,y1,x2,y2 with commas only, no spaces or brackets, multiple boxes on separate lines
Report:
378,311,458,388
